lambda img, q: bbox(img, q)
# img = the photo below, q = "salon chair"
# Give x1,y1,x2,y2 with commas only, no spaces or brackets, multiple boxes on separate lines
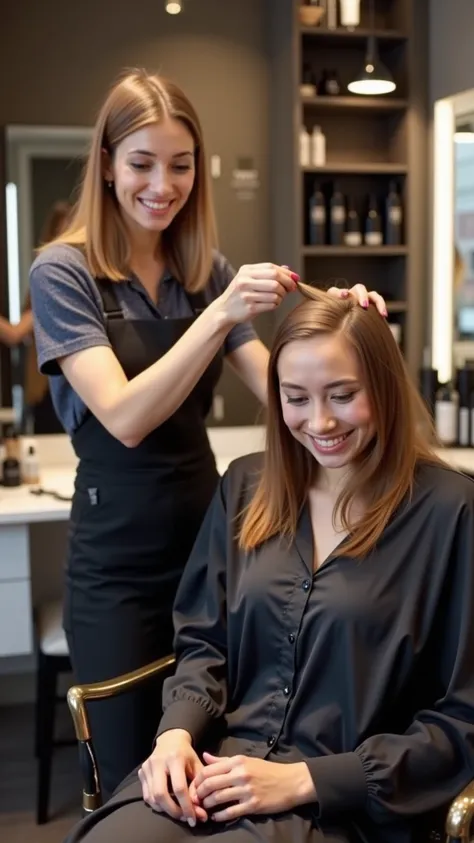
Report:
67,657,474,842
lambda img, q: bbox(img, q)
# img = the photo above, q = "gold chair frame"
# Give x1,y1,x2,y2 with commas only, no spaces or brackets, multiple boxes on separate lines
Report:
67,657,474,840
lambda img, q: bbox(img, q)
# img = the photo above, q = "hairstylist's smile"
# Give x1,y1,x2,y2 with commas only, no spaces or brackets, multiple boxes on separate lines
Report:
138,197,174,216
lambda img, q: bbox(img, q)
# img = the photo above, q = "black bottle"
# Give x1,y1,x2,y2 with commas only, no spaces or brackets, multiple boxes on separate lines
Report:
326,70,342,95
308,183,327,245
364,194,383,247
329,184,346,246
2,424,21,487
418,347,438,419
344,197,362,246
318,69,342,96
385,181,403,245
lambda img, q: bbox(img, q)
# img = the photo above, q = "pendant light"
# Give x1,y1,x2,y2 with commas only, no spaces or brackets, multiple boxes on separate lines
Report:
454,122,474,144
348,0,396,96
165,0,183,13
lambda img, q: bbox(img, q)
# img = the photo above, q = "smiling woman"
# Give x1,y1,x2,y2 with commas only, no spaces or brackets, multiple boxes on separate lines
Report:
65,287,474,843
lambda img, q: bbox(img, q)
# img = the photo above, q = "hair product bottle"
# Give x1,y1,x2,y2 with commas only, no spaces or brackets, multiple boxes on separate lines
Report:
344,197,362,246
23,444,40,485
435,383,459,447
308,183,327,245
385,181,403,245
364,194,383,246
418,347,438,418
2,425,22,487
329,183,346,245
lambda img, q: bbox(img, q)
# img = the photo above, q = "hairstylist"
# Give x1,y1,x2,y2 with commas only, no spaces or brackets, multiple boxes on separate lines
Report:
29,69,387,799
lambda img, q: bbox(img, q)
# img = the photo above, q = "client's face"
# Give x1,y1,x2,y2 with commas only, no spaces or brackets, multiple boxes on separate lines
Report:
278,333,375,471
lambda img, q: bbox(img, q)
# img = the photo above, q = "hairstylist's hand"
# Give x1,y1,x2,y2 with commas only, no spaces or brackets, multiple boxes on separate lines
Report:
327,283,388,316
213,264,298,327
138,729,208,827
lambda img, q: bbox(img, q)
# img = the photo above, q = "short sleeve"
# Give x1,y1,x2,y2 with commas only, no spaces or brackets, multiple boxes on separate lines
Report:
29,247,111,376
210,253,258,355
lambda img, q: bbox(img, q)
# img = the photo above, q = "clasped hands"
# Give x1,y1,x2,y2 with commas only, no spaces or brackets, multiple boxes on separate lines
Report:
138,728,316,827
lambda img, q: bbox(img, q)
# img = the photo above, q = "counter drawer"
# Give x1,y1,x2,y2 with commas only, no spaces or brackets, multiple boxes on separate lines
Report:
0,580,33,656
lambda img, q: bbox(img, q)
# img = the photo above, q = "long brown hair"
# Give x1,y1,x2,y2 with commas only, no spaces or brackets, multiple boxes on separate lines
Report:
240,284,443,559
44,69,217,292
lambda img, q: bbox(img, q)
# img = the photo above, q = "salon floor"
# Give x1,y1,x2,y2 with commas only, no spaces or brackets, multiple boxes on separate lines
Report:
0,702,81,842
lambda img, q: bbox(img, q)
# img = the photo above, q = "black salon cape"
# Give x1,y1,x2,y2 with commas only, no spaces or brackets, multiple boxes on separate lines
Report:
66,454,474,843
154,453,474,842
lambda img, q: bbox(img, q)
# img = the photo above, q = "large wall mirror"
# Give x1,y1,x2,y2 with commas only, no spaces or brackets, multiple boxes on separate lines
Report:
1,125,92,433
432,89,474,385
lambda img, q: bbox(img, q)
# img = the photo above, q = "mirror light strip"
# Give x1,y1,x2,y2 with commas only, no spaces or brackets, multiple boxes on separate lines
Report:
5,182,21,325
432,98,455,384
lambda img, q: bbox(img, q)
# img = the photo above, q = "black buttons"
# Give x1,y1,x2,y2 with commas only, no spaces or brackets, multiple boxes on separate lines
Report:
288,632,295,644
283,686,291,696
267,735,276,747
302,578,311,592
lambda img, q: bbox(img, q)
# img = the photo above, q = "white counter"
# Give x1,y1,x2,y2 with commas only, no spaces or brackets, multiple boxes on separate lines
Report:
0,434,472,527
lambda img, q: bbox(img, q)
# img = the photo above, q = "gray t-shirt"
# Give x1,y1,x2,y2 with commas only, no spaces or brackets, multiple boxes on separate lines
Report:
29,244,257,436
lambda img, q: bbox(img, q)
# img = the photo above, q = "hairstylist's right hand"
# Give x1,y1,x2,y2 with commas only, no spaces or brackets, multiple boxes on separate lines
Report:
138,729,207,827
214,263,298,326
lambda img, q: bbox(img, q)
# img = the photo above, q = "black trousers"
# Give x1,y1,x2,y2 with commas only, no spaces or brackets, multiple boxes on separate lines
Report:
64,469,214,798
64,773,352,843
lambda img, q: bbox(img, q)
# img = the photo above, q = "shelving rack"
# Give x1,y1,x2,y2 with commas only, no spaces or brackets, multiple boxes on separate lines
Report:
269,0,430,375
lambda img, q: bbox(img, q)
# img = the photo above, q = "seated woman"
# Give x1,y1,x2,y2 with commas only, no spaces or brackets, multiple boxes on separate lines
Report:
66,284,474,843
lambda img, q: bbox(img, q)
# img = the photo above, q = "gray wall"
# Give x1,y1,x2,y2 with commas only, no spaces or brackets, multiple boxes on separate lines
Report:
0,0,274,426
430,0,474,102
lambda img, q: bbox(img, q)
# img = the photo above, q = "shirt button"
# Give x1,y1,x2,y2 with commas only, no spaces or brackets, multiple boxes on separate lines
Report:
267,735,276,747
288,633,295,644
283,686,291,696
302,578,311,592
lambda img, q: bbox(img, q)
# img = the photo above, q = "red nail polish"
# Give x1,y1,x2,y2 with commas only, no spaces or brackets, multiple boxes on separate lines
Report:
363,300,369,308
290,272,300,282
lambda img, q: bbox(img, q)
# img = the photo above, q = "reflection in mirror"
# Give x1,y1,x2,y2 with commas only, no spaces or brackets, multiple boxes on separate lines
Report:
3,125,92,433
431,90,474,384
454,116,474,349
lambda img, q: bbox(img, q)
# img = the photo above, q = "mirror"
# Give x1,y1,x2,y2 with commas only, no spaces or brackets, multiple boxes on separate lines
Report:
431,89,474,384
2,124,92,433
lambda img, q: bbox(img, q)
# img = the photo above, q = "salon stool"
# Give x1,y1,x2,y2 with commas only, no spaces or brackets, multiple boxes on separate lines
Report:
35,599,73,824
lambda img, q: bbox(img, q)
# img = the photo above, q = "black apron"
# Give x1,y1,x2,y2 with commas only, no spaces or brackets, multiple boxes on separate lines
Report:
64,278,223,799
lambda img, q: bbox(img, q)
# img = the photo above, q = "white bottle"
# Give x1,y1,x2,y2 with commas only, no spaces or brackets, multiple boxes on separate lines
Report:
339,0,361,29
311,126,326,167
23,444,40,485
300,126,311,167
434,384,458,446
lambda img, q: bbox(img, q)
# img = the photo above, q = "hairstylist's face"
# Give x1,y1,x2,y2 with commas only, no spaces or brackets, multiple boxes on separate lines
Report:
105,118,196,238
278,333,375,472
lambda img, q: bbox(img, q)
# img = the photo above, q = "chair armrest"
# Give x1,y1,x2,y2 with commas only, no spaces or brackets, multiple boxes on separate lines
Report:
446,779,474,842
67,653,175,742
66,653,175,815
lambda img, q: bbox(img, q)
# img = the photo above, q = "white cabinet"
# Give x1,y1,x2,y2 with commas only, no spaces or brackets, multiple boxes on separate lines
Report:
0,524,33,657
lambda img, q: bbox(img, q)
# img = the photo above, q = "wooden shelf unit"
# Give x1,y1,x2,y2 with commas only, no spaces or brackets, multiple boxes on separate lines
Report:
268,0,429,375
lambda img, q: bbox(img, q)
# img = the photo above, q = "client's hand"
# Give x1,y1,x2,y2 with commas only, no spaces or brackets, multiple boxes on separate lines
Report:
192,752,316,822
138,729,208,827
327,283,387,316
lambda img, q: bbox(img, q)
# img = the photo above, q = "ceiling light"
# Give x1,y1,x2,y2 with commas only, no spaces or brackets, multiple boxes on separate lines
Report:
165,1,182,13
